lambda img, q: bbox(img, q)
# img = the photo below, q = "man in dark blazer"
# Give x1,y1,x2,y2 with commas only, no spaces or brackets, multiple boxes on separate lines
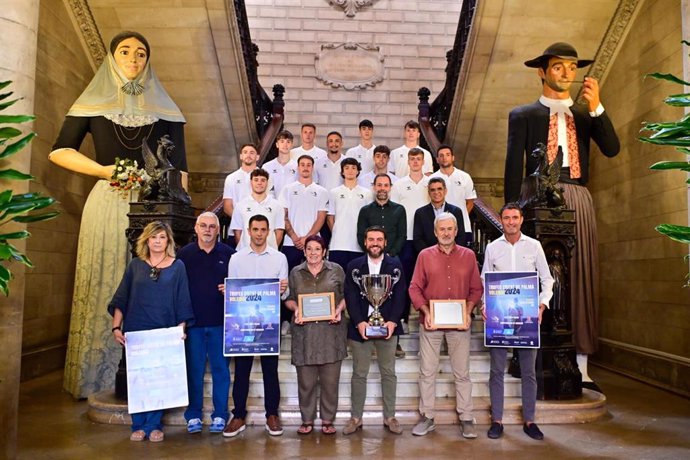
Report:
413,177,467,255
342,226,407,435
504,42,620,385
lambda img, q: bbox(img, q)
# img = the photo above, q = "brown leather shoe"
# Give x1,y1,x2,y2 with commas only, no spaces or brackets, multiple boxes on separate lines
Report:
265,415,283,436
384,417,403,434
342,417,363,435
223,417,246,438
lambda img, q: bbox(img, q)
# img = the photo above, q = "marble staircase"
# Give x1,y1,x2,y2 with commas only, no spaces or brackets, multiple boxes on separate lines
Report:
88,316,606,428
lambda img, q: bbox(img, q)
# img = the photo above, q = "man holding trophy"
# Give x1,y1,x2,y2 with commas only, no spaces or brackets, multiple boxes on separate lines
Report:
409,213,483,438
343,226,407,435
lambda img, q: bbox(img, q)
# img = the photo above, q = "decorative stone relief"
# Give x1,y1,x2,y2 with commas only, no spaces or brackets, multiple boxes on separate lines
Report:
577,0,641,101
65,0,107,67
327,0,377,18
315,42,384,90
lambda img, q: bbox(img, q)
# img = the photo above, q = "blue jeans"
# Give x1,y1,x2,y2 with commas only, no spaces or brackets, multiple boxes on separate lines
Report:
184,326,230,421
131,410,163,435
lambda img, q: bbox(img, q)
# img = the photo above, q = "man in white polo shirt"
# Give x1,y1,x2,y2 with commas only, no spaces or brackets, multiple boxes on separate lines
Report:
223,143,262,219
290,123,327,162
262,130,297,199
390,121,434,177
230,168,285,250
279,154,329,270
345,119,375,174
358,145,399,189
327,157,373,270
430,144,476,245
313,131,345,193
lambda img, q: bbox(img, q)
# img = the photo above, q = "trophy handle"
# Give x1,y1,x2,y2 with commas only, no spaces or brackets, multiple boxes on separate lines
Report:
352,268,362,293
391,268,401,285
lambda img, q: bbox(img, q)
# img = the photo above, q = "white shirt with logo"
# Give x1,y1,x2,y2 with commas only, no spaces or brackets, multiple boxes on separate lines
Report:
390,175,430,239
345,144,376,174
230,194,285,250
389,145,434,177
327,184,374,252
278,181,329,247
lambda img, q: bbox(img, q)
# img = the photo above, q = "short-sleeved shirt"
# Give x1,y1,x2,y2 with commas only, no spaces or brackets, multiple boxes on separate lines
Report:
290,145,327,162
177,242,235,327
262,157,297,198
313,155,344,192
357,170,399,189
230,194,285,250
53,116,188,170
389,145,434,177
327,184,373,252
345,144,376,174
430,167,477,232
279,181,329,247
222,168,251,202
391,175,431,239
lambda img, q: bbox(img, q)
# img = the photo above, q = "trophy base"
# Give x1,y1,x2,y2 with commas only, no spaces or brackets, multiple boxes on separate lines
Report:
365,325,389,338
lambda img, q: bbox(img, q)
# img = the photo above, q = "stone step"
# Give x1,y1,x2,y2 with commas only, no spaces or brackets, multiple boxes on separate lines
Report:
88,389,607,427
279,332,488,353
213,371,519,399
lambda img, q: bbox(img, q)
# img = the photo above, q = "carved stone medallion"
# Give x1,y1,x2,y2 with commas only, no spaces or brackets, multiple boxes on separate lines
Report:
315,42,384,90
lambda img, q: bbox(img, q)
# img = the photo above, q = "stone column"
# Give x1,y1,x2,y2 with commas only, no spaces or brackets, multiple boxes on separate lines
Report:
0,1,39,458
680,0,690,270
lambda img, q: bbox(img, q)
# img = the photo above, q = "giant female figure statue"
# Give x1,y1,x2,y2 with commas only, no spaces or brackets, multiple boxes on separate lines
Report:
50,31,188,399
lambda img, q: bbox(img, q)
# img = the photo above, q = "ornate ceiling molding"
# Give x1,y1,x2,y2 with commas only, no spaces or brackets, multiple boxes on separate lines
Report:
578,0,642,100
327,0,377,18
64,0,106,70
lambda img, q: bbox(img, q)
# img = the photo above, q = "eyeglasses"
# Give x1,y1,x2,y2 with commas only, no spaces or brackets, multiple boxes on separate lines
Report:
198,223,218,230
150,267,160,282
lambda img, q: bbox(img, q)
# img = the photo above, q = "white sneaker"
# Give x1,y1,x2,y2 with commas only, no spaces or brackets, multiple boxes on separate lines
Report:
412,416,435,436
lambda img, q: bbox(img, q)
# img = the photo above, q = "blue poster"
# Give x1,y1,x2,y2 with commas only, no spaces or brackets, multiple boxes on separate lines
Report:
224,278,281,356
484,271,540,348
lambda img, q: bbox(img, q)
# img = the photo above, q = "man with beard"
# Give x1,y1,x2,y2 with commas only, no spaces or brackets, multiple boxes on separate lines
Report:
178,212,235,434
430,144,476,245
343,226,407,435
356,174,406,258
314,131,345,192
223,143,271,219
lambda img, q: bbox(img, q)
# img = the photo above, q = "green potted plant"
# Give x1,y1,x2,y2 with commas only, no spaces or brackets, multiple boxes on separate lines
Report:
0,80,59,295
639,42,690,285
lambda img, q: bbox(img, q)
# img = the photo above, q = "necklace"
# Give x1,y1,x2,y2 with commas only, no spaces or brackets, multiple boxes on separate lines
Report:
148,255,168,282
112,122,155,151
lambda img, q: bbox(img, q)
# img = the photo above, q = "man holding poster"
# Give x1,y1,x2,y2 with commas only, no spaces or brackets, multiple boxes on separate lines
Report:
225,215,289,438
481,203,554,441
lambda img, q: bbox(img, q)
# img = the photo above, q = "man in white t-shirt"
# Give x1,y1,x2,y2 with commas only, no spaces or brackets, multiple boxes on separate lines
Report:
345,119,375,174
430,144,476,245
358,145,399,189
223,143,260,218
262,130,297,199
279,154,329,271
327,157,374,270
230,168,285,250
390,147,431,357
290,123,327,162
389,121,434,177
313,131,345,193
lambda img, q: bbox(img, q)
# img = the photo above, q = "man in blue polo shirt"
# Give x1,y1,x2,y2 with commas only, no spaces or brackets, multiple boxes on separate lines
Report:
178,211,235,434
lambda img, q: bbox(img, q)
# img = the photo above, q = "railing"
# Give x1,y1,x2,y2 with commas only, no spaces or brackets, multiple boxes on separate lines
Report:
205,84,286,242
470,198,503,266
425,0,478,145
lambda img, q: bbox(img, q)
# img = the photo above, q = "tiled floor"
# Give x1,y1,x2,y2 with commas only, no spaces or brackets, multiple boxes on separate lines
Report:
17,367,690,459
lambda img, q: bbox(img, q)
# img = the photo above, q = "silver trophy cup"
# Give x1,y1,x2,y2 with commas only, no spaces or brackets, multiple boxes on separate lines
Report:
352,268,401,338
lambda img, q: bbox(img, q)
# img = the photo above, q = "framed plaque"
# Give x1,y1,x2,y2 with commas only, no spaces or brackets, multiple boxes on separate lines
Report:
430,299,469,330
298,292,335,322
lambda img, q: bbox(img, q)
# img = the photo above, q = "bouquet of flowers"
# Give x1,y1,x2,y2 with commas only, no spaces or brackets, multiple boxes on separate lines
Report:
109,157,149,198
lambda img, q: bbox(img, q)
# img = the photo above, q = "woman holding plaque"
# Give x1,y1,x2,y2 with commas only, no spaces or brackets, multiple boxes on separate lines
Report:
285,235,347,435
49,30,188,399
109,221,194,442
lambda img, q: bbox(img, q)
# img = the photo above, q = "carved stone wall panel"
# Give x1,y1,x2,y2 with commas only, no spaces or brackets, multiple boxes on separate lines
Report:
327,0,378,17
315,42,384,90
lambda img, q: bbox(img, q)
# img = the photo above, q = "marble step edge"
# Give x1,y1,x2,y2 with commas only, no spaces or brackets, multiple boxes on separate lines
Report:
88,390,606,426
